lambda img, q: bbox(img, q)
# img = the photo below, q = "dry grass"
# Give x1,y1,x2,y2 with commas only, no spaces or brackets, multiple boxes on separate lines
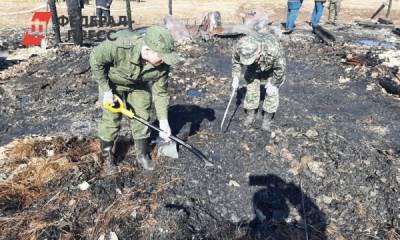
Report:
91,177,179,239
0,190,70,240
387,228,400,240
140,178,177,240
355,200,366,218
0,137,100,239
92,190,138,237
6,139,35,161
326,223,346,240
0,136,178,239
1,139,70,208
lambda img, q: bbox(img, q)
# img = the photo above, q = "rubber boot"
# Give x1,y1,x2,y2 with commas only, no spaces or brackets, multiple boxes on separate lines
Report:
101,140,117,172
262,112,274,131
244,109,256,126
135,139,155,171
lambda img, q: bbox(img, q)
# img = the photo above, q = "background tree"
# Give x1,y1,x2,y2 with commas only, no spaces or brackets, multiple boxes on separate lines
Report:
48,0,61,44
66,0,83,45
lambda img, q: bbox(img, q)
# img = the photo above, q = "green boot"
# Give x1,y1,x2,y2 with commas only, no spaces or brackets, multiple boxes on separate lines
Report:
101,140,117,172
262,112,274,131
135,139,155,171
244,109,256,126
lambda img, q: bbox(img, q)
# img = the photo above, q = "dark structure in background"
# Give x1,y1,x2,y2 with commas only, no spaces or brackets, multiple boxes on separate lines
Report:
66,0,84,45
125,0,133,30
370,0,393,24
48,0,61,44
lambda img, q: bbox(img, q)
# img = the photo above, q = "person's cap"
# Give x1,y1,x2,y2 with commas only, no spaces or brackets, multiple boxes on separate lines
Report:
236,36,260,65
144,26,181,65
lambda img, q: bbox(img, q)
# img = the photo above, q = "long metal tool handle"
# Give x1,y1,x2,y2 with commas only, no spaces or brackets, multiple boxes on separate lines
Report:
220,88,236,132
371,3,386,19
386,0,392,18
131,115,213,166
105,95,213,166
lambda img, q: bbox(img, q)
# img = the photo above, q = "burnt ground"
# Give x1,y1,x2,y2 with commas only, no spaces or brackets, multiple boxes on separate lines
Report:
0,24,400,240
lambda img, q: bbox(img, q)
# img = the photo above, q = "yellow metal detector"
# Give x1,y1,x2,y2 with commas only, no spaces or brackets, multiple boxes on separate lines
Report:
105,95,213,167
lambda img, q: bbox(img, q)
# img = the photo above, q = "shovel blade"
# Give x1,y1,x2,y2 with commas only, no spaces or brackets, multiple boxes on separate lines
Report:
157,141,179,159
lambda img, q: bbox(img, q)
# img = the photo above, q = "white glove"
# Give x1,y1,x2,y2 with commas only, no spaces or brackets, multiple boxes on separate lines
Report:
232,77,239,89
265,82,279,96
103,91,114,107
159,119,171,141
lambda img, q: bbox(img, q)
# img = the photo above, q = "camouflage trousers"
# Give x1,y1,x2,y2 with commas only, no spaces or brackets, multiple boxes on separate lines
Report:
244,78,280,113
328,0,341,23
98,86,151,142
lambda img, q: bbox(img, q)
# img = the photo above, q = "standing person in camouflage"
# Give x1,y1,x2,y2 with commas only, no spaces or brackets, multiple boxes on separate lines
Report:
311,0,327,29
328,0,342,25
90,26,180,171
231,33,286,131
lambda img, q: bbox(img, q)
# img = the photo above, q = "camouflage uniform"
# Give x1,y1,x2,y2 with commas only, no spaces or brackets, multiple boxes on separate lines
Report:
328,0,342,23
232,33,286,114
90,28,178,142
90,27,179,171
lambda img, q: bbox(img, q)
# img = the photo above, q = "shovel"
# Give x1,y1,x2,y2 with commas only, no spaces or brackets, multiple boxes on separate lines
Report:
105,95,214,167
151,137,179,159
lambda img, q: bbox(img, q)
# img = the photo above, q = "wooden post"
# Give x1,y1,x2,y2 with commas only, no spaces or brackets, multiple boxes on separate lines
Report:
386,0,392,18
66,0,83,45
370,3,385,19
126,0,133,30
168,0,172,15
48,0,61,43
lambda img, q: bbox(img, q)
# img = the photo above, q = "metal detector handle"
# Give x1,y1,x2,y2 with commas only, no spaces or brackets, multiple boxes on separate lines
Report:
105,95,213,166
104,95,135,118
168,135,213,166
133,116,213,166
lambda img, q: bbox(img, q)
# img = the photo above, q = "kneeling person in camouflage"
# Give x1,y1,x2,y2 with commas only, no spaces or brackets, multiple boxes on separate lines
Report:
232,33,286,131
90,26,180,171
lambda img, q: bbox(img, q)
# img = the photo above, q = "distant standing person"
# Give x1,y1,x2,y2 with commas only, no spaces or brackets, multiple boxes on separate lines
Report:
311,0,326,29
96,0,112,26
285,0,304,34
328,0,342,25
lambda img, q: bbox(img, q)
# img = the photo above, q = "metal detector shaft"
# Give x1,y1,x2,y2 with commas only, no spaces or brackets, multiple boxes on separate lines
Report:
220,88,236,131
131,115,213,166
105,95,213,166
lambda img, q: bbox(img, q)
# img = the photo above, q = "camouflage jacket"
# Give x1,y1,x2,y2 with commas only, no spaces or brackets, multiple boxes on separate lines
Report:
90,33,170,120
232,33,286,87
